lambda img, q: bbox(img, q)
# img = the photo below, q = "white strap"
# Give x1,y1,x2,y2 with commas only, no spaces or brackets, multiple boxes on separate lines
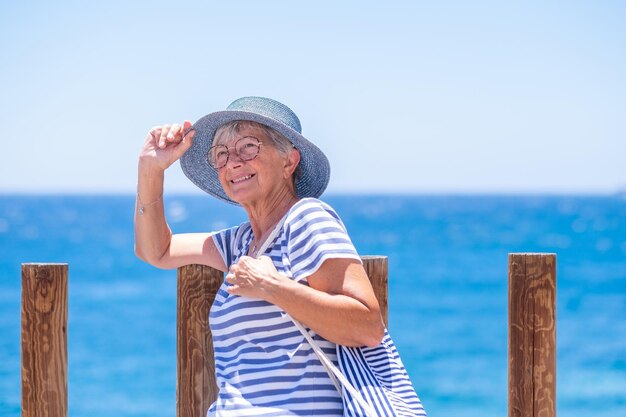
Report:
253,214,288,256
288,317,342,392
288,316,378,417
253,211,377,417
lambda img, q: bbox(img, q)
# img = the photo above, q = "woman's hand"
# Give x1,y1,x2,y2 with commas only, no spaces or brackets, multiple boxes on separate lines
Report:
226,256,292,300
139,121,195,171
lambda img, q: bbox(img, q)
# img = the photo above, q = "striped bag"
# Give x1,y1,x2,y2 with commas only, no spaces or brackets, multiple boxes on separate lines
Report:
290,318,427,417
337,330,427,416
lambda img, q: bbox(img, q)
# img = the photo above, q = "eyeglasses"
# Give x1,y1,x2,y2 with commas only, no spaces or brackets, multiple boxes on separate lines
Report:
207,136,263,169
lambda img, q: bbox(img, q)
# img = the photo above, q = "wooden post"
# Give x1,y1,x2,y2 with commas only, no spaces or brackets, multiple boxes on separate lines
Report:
508,253,556,417
176,264,223,417
176,255,388,417
362,256,388,327
21,263,68,417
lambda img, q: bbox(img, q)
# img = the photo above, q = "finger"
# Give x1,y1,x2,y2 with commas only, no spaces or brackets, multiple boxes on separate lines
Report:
181,121,195,142
225,272,236,284
258,256,276,271
226,285,240,295
172,131,194,159
149,126,162,139
239,255,252,264
159,124,171,149
146,127,162,147
182,125,195,144
167,123,182,143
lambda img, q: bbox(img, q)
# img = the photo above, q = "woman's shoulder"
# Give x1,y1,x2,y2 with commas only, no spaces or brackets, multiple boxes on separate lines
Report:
288,197,338,217
285,198,344,231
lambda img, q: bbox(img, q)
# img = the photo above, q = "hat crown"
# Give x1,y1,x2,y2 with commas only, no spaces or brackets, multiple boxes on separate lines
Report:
227,97,302,134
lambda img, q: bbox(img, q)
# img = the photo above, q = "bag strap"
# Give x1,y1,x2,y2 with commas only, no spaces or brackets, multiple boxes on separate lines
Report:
288,317,342,391
253,209,377,417
287,316,378,417
252,213,288,258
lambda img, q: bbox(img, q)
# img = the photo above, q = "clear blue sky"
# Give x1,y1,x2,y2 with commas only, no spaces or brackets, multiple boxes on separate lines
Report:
1,1,625,194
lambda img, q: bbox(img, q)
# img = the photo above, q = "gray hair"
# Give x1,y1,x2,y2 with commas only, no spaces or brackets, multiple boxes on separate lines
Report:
213,120,302,184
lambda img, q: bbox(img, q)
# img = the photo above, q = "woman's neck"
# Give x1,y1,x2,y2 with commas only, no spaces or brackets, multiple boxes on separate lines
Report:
244,188,299,244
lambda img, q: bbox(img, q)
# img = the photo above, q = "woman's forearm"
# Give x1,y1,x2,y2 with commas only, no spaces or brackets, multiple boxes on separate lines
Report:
269,278,384,347
134,159,172,265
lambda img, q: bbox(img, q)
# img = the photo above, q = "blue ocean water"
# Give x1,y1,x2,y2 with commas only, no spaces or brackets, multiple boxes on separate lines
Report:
0,194,625,416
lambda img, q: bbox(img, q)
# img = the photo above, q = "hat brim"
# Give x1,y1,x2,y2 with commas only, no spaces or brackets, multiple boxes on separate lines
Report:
180,110,330,205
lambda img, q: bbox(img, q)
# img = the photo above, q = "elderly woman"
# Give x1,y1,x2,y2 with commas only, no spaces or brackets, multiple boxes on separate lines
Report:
135,97,385,416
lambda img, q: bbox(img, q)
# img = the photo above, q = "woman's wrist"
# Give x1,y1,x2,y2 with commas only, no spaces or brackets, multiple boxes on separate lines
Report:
265,274,303,307
137,158,165,207
138,154,166,174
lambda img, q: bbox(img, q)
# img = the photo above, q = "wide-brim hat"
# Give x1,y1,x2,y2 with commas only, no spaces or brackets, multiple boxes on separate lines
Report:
180,96,330,205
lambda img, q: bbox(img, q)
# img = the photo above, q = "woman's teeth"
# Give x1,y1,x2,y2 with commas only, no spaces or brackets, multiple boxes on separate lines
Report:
232,175,253,184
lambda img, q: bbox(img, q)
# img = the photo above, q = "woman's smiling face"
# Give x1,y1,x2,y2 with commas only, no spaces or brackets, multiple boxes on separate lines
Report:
216,124,296,206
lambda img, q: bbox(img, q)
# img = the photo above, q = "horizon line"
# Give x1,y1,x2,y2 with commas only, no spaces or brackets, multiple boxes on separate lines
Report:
1,190,625,198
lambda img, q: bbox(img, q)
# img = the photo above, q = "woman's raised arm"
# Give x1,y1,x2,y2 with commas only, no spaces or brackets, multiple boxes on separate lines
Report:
134,122,226,271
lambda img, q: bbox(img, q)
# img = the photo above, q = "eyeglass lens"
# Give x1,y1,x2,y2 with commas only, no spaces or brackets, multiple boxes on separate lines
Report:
208,136,261,169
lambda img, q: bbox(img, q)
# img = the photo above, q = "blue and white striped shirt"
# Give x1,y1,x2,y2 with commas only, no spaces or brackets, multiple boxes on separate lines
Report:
208,198,362,416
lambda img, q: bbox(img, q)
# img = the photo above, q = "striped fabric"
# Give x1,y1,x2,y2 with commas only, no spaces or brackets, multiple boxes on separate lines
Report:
337,331,427,416
208,198,362,416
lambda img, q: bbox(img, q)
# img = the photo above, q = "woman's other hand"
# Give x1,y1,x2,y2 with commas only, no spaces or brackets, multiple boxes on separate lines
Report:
139,121,195,171
226,256,291,300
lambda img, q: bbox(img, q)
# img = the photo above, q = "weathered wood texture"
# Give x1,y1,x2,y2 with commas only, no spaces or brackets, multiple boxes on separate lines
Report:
176,264,223,417
361,256,389,327
508,254,556,417
176,256,389,417
21,263,68,417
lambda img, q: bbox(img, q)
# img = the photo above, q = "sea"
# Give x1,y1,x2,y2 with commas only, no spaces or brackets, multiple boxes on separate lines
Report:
1,194,625,417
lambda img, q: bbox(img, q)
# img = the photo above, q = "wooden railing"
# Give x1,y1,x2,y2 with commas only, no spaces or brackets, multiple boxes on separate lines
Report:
20,254,556,417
